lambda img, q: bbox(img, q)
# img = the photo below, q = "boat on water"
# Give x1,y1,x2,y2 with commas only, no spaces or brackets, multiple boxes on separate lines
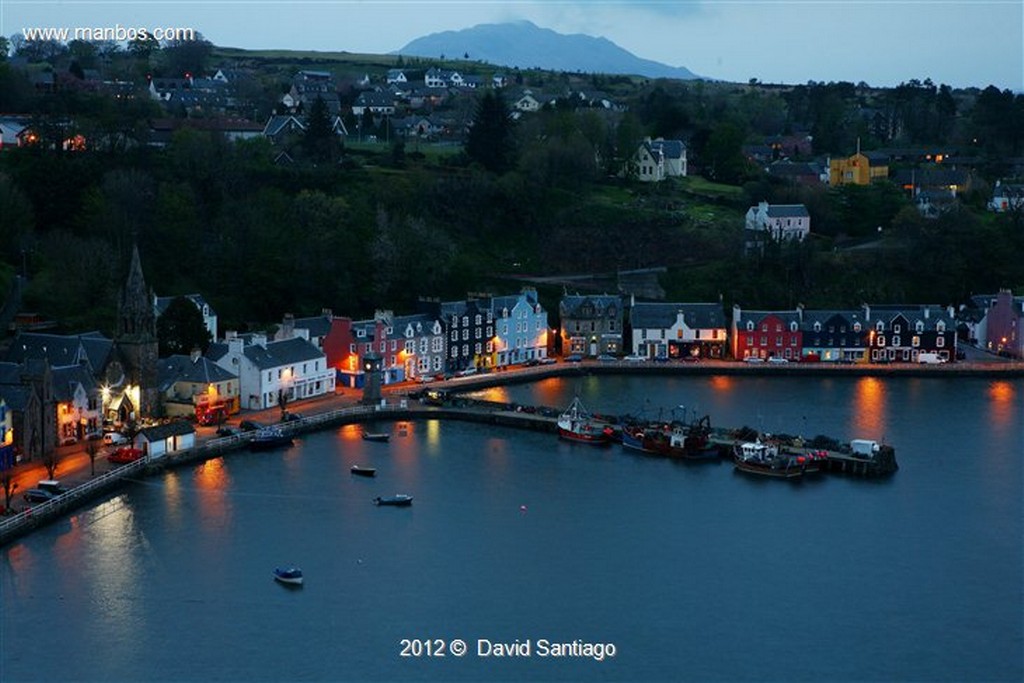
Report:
374,494,413,507
350,465,377,477
273,566,304,585
733,441,806,479
621,415,720,460
557,397,615,444
248,426,294,451
362,432,390,442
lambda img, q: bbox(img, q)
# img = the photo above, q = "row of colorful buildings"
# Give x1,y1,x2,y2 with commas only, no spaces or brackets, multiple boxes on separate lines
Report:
0,246,1021,466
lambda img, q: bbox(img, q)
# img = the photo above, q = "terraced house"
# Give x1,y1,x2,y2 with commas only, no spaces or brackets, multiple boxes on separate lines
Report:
863,304,957,363
560,294,623,357
491,289,550,367
628,302,728,360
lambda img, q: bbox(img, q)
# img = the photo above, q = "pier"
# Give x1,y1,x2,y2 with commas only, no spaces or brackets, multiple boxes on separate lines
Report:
1,394,897,548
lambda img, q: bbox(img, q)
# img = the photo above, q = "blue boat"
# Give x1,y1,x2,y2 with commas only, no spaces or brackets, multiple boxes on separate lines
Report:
374,494,412,507
248,427,293,451
273,566,303,585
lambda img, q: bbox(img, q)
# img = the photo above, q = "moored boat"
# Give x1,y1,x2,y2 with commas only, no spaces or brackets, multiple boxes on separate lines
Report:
362,432,390,442
248,426,293,451
374,494,413,507
621,415,720,460
557,397,614,444
350,465,376,477
733,441,805,479
273,566,303,585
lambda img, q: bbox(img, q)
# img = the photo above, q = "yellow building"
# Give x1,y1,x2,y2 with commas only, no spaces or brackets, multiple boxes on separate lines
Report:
829,152,889,186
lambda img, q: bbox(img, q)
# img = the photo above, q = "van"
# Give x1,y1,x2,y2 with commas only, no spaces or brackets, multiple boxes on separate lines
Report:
103,432,127,446
917,352,946,364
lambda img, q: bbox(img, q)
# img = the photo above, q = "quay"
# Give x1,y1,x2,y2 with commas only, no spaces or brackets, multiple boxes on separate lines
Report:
0,389,900,548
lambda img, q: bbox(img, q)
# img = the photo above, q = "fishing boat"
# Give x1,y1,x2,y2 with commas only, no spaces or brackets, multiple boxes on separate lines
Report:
733,441,805,479
273,566,304,585
621,415,720,460
248,426,293,451
350,465,377,477
557,397,614,445
374,494,413,507
362,432,390,442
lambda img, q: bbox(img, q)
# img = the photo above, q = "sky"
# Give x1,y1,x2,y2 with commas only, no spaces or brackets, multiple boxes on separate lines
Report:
3,0,1021,90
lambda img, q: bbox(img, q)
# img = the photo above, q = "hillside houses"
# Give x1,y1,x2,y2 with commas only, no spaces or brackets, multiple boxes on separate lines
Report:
745,201,811,241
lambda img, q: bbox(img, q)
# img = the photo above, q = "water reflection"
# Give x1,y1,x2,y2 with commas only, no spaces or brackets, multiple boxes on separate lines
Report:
987,381,1017,431
194,458,231,523
850,376,888,439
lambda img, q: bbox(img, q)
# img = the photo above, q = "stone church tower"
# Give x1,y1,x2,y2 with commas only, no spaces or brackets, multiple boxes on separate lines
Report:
115,245,159,418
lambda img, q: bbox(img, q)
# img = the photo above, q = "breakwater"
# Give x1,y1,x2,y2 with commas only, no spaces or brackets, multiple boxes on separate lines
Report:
0,387,903,548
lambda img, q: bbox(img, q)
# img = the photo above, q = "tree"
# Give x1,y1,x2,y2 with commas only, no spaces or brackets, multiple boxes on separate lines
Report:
157,296,212,356
302,95,338,163
465,90,515,173
159,34,213,77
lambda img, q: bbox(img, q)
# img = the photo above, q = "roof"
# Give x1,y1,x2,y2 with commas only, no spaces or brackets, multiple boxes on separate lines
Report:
648,139,686,161
765,204,809,218
140,420,196,442
51,364,98,402
291,314,333,340
243,337,325,370
734,309,803,328
158,354,237,392
3,331,113,373
560,294,623,318
630,303,725,330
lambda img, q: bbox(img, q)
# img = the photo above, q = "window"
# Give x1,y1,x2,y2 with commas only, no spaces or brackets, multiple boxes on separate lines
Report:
462,329,469,341
893,336,900,347
776,336,782,346
746,337,753,346
916,321,924,333
349,343,356,353
747,321,755,332
937,322,946,333
937,336,945,347
760,336,767,346
475,343,482,354
814,322,821,332
475,315,482,326
853,322,862,333
876,321,885,332
390,340,397,352
894,324,901,333
877,335,885,347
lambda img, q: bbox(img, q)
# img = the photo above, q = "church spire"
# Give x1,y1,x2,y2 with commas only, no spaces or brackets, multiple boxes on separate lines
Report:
117,243,156,339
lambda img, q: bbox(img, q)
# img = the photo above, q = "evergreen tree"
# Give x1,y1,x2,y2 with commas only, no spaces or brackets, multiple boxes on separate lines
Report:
303,95,338,163
465,90,515,173
157,296,212,356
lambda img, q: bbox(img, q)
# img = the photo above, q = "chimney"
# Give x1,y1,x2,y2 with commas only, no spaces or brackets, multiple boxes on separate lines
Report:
190,346,201,363
321,308,333,321
281,312,295,339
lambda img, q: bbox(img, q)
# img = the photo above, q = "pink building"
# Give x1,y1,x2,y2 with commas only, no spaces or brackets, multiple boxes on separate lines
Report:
985,289,1024,358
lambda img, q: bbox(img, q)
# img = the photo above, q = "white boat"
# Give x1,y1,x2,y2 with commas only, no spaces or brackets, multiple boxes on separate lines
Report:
273,566,304,585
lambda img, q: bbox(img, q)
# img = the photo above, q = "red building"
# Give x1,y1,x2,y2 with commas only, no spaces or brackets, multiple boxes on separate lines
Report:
730,307,804,360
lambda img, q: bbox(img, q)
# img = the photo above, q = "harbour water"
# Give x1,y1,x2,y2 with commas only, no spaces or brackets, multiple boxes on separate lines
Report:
1,374,1021,682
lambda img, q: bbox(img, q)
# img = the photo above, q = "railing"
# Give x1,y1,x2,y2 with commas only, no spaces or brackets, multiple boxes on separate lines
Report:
0,456,148,539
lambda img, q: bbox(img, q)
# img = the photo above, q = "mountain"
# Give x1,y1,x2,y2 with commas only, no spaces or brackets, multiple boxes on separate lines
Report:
395,20,701,80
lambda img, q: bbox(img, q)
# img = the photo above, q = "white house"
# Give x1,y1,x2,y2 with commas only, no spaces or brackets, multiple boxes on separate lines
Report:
136,421,196,459
745,201,811,241
629,138,687,182
989,181,1024,212
210,332,334,411
628,302,728,360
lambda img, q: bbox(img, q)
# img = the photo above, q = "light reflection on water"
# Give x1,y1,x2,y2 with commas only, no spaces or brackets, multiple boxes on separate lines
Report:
850,376,888,439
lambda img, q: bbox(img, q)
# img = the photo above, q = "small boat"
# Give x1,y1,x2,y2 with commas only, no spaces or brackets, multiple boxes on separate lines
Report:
248,426,293,451
374,494,413,507
273,566,304,585
733,441,805,479
350,465,377,477
362,432,390,442
557,397,614,445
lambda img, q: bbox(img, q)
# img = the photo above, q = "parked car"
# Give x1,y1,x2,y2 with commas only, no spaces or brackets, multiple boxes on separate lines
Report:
623,354,648,362
539,357,557,365
768,357,789,364
654,354,670,363
744,357,765,364
107,447,144,464
565,354,583,363
216,426,237,437
596,354,616,362
23,488,58,504
59,435,78,447
103,432,127,446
